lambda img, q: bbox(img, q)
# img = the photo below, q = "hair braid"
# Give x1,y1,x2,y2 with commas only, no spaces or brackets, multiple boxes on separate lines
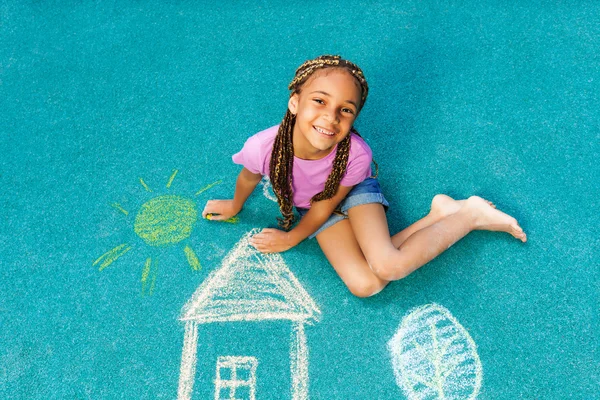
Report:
269,55,371,230
269,110,296,230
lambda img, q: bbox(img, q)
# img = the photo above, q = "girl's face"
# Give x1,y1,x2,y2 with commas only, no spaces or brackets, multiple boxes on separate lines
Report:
288,69,362,160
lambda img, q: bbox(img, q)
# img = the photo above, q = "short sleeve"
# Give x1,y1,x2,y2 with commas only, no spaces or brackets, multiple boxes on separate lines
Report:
231,134,266,175
340,135,373,187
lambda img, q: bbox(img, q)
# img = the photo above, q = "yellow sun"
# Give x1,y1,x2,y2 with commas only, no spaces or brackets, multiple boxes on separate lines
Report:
93,170,223,296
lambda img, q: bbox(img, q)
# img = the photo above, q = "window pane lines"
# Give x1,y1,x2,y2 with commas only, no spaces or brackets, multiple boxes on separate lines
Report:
215,356,258,400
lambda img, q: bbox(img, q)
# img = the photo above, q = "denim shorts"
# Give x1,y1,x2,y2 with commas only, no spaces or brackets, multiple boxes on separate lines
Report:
296,177,389,239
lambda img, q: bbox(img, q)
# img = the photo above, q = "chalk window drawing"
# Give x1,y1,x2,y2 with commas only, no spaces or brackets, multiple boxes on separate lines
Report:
214,356,258,400
260,176,277,203
93,170,222,295
177,229,321,400
387,304,483,400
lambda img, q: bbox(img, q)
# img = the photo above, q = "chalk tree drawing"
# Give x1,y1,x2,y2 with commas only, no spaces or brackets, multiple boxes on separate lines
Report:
387,304,483,400
177,229,321,400
93,170,221,295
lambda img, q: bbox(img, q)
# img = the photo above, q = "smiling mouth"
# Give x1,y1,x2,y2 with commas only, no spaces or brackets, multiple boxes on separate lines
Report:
314,126,336,137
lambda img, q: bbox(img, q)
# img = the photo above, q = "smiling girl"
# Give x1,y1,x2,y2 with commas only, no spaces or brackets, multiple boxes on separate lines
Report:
202,55,526,297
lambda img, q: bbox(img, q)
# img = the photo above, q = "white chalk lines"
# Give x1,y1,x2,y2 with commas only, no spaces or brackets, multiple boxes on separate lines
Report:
260,176,277,203
214,356,258,400
388,304,483,400
177,229,320,400
176,228,482,399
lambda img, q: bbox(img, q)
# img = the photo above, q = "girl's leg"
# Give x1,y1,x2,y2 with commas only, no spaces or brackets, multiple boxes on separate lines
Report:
315,219,389,298
390,194,477,247
314,195,467,297
348,196,526,281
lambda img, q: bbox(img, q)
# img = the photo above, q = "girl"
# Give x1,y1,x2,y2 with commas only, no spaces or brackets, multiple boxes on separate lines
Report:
202,55,527,298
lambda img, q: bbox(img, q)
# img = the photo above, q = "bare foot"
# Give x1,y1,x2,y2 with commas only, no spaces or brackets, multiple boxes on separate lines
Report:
465,196,527,242
431,194,495,218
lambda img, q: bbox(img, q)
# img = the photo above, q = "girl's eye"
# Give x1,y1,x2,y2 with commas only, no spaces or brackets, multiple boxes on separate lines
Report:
342,108,355,115
313,99,325,104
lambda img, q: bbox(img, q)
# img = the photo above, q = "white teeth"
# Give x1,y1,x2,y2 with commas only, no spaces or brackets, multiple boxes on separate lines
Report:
315,127,334,136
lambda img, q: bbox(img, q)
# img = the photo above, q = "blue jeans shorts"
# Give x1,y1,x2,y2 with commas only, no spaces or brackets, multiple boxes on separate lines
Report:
296,177,389,239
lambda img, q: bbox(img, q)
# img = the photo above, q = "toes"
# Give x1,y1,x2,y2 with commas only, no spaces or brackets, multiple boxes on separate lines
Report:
514,223,523,233
511,225,527,242
479,198,496,208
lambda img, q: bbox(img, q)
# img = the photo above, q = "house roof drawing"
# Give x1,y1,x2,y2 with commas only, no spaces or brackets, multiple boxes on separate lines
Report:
180,229,321,324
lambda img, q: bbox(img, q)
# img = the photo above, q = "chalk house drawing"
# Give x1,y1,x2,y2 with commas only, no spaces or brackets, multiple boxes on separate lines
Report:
93,170,221,295
178,229,321,400
214,356,258,399
387,304,483,400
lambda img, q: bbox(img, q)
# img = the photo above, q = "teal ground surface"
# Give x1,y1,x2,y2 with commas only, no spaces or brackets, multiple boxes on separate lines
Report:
1,1,598,399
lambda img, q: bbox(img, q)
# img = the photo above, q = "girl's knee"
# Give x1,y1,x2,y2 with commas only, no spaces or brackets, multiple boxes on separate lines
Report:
346,278,387,298
368,257,410,282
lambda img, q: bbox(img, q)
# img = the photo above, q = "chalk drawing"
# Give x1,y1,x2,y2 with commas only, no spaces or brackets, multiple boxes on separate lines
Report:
141,257,158,296
134,195,197,246
183,245,201,271
196,179,223,196
260,176,277,203
95,171,222,294
166,169,178,188
111,202,129,216
139,177,153,192
387,304,483,399
93,244,132,271
206,214,240,224
177,229,320,400
214,356,258,400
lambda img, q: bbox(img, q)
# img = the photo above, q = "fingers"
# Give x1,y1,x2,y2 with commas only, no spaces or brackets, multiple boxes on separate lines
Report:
201,200,218,218
202,200,234,220
251,229,277,242
249,238,270,253
249,233,268,245
205,213,227,221
249,231,273,253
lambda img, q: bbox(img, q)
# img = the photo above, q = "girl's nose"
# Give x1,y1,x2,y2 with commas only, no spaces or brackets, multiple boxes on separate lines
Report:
324,110,340,124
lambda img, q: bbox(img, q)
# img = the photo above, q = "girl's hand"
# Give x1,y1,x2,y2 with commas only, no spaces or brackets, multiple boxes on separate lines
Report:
202,200,240,221
250,228,295,253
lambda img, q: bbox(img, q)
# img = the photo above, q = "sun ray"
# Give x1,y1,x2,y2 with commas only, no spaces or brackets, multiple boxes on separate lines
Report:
111,203,129,216
94,244,133,271
141,257,152,284
166,169,178,188
183,245,201,271
142,257,159,296
139,178,153,192
195,179,222,196
149,261,158,295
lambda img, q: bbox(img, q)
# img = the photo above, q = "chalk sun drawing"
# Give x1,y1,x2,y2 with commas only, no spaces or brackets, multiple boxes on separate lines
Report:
177,229,321,400
387,304,483,400
93,170,222,295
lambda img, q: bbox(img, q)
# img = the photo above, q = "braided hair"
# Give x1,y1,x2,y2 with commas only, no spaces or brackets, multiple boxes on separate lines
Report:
269,55,371,230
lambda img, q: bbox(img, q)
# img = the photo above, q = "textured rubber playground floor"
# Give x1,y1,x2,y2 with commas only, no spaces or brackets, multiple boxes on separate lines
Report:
1,1,598,398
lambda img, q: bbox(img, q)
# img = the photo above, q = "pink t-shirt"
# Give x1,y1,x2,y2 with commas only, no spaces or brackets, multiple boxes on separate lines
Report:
232,125,373,208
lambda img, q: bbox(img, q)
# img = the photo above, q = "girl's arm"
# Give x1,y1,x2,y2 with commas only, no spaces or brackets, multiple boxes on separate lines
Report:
250,184,354,253
202,167,262,221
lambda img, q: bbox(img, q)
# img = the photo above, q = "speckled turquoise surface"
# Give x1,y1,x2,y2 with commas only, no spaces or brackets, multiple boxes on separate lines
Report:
1,1,598,398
